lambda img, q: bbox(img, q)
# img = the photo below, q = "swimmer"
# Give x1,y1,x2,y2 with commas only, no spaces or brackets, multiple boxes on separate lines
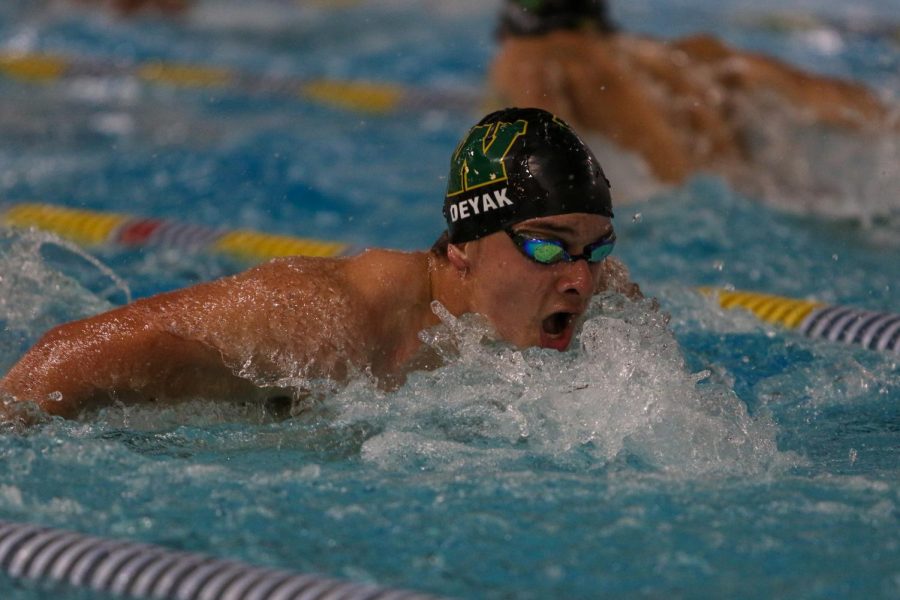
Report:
0,108,640,420
490,0,893,195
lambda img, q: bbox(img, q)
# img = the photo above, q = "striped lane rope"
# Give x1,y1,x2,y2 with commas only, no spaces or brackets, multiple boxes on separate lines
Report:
0,520,445,600
0,51,477,115
1,203,349,261
705,289,899,353
136,219,226,249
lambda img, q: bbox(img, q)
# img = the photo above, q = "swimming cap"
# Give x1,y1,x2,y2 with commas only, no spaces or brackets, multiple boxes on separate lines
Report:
497,0,616,40
443,107,613,243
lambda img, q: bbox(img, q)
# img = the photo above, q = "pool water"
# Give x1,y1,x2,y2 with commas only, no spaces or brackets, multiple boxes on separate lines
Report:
1,1,899,598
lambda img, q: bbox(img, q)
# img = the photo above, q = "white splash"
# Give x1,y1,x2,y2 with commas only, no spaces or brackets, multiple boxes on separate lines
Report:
0,228,130,372
348,294,791,477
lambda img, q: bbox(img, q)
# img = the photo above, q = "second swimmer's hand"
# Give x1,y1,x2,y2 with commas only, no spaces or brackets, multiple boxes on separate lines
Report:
596,257,643,300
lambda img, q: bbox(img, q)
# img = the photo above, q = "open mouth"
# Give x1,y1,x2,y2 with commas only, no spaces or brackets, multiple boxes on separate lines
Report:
540,312,576,351
542,312,574,337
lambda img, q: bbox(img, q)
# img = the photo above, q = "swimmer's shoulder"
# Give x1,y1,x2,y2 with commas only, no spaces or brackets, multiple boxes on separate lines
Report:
343,248,432,305
232,254,344,288
241,249,418,280
346,247,426,271
206,250,429,307
216,249,420,298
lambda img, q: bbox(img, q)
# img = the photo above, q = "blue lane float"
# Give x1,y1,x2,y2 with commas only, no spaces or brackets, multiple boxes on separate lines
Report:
0,520,444,600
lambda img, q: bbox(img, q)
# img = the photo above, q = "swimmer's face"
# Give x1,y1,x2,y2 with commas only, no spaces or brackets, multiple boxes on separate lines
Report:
456,213,613,351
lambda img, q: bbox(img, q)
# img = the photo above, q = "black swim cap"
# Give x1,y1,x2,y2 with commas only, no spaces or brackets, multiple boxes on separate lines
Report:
443,107,613,244
497,0,616,39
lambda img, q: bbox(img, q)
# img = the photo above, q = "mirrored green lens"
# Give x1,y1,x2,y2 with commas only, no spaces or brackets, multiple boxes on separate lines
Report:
527,240,565,263
588,241,614,262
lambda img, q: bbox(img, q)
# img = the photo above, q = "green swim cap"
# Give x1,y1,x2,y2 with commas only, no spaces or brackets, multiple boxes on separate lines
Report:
443,108,613,243
497,0,616,39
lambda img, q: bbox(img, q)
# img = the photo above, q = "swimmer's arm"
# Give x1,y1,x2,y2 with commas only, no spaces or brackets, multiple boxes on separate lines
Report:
667,34,889,129
0,259,371,419
0,303,264,418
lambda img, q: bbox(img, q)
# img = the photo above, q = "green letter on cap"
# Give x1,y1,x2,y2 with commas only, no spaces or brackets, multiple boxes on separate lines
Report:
447,119,528,197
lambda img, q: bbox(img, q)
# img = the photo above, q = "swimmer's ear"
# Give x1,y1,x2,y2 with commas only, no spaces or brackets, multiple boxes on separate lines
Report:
446,243,471,273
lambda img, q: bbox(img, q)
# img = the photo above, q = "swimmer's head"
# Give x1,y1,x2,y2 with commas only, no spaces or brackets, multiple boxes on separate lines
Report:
442,107,613,244
497,0,616,40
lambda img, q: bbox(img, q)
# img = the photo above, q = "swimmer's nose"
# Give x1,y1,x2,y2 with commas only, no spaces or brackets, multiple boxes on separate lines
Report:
557,257,595,297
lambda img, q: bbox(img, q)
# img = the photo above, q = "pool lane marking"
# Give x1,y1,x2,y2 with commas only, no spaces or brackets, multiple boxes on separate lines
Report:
1,202,350,261
702,288,898,353
0,53,68,81
709,288,823,328
301,79,404,114
0,519,443,600
3,203,127,245
0,51,475,115
214,229,348,259
137,62,233,88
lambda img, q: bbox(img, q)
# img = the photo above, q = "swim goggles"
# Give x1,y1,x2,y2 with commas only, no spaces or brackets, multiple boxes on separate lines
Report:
505,228,616,265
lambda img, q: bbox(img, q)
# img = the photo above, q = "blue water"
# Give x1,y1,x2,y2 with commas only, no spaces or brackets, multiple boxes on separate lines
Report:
1,1,899,598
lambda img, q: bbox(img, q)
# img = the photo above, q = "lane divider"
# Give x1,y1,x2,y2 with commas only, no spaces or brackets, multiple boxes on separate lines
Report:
0,519,445,600
0,51,478,115
702,288,899,354
1,203,350,261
